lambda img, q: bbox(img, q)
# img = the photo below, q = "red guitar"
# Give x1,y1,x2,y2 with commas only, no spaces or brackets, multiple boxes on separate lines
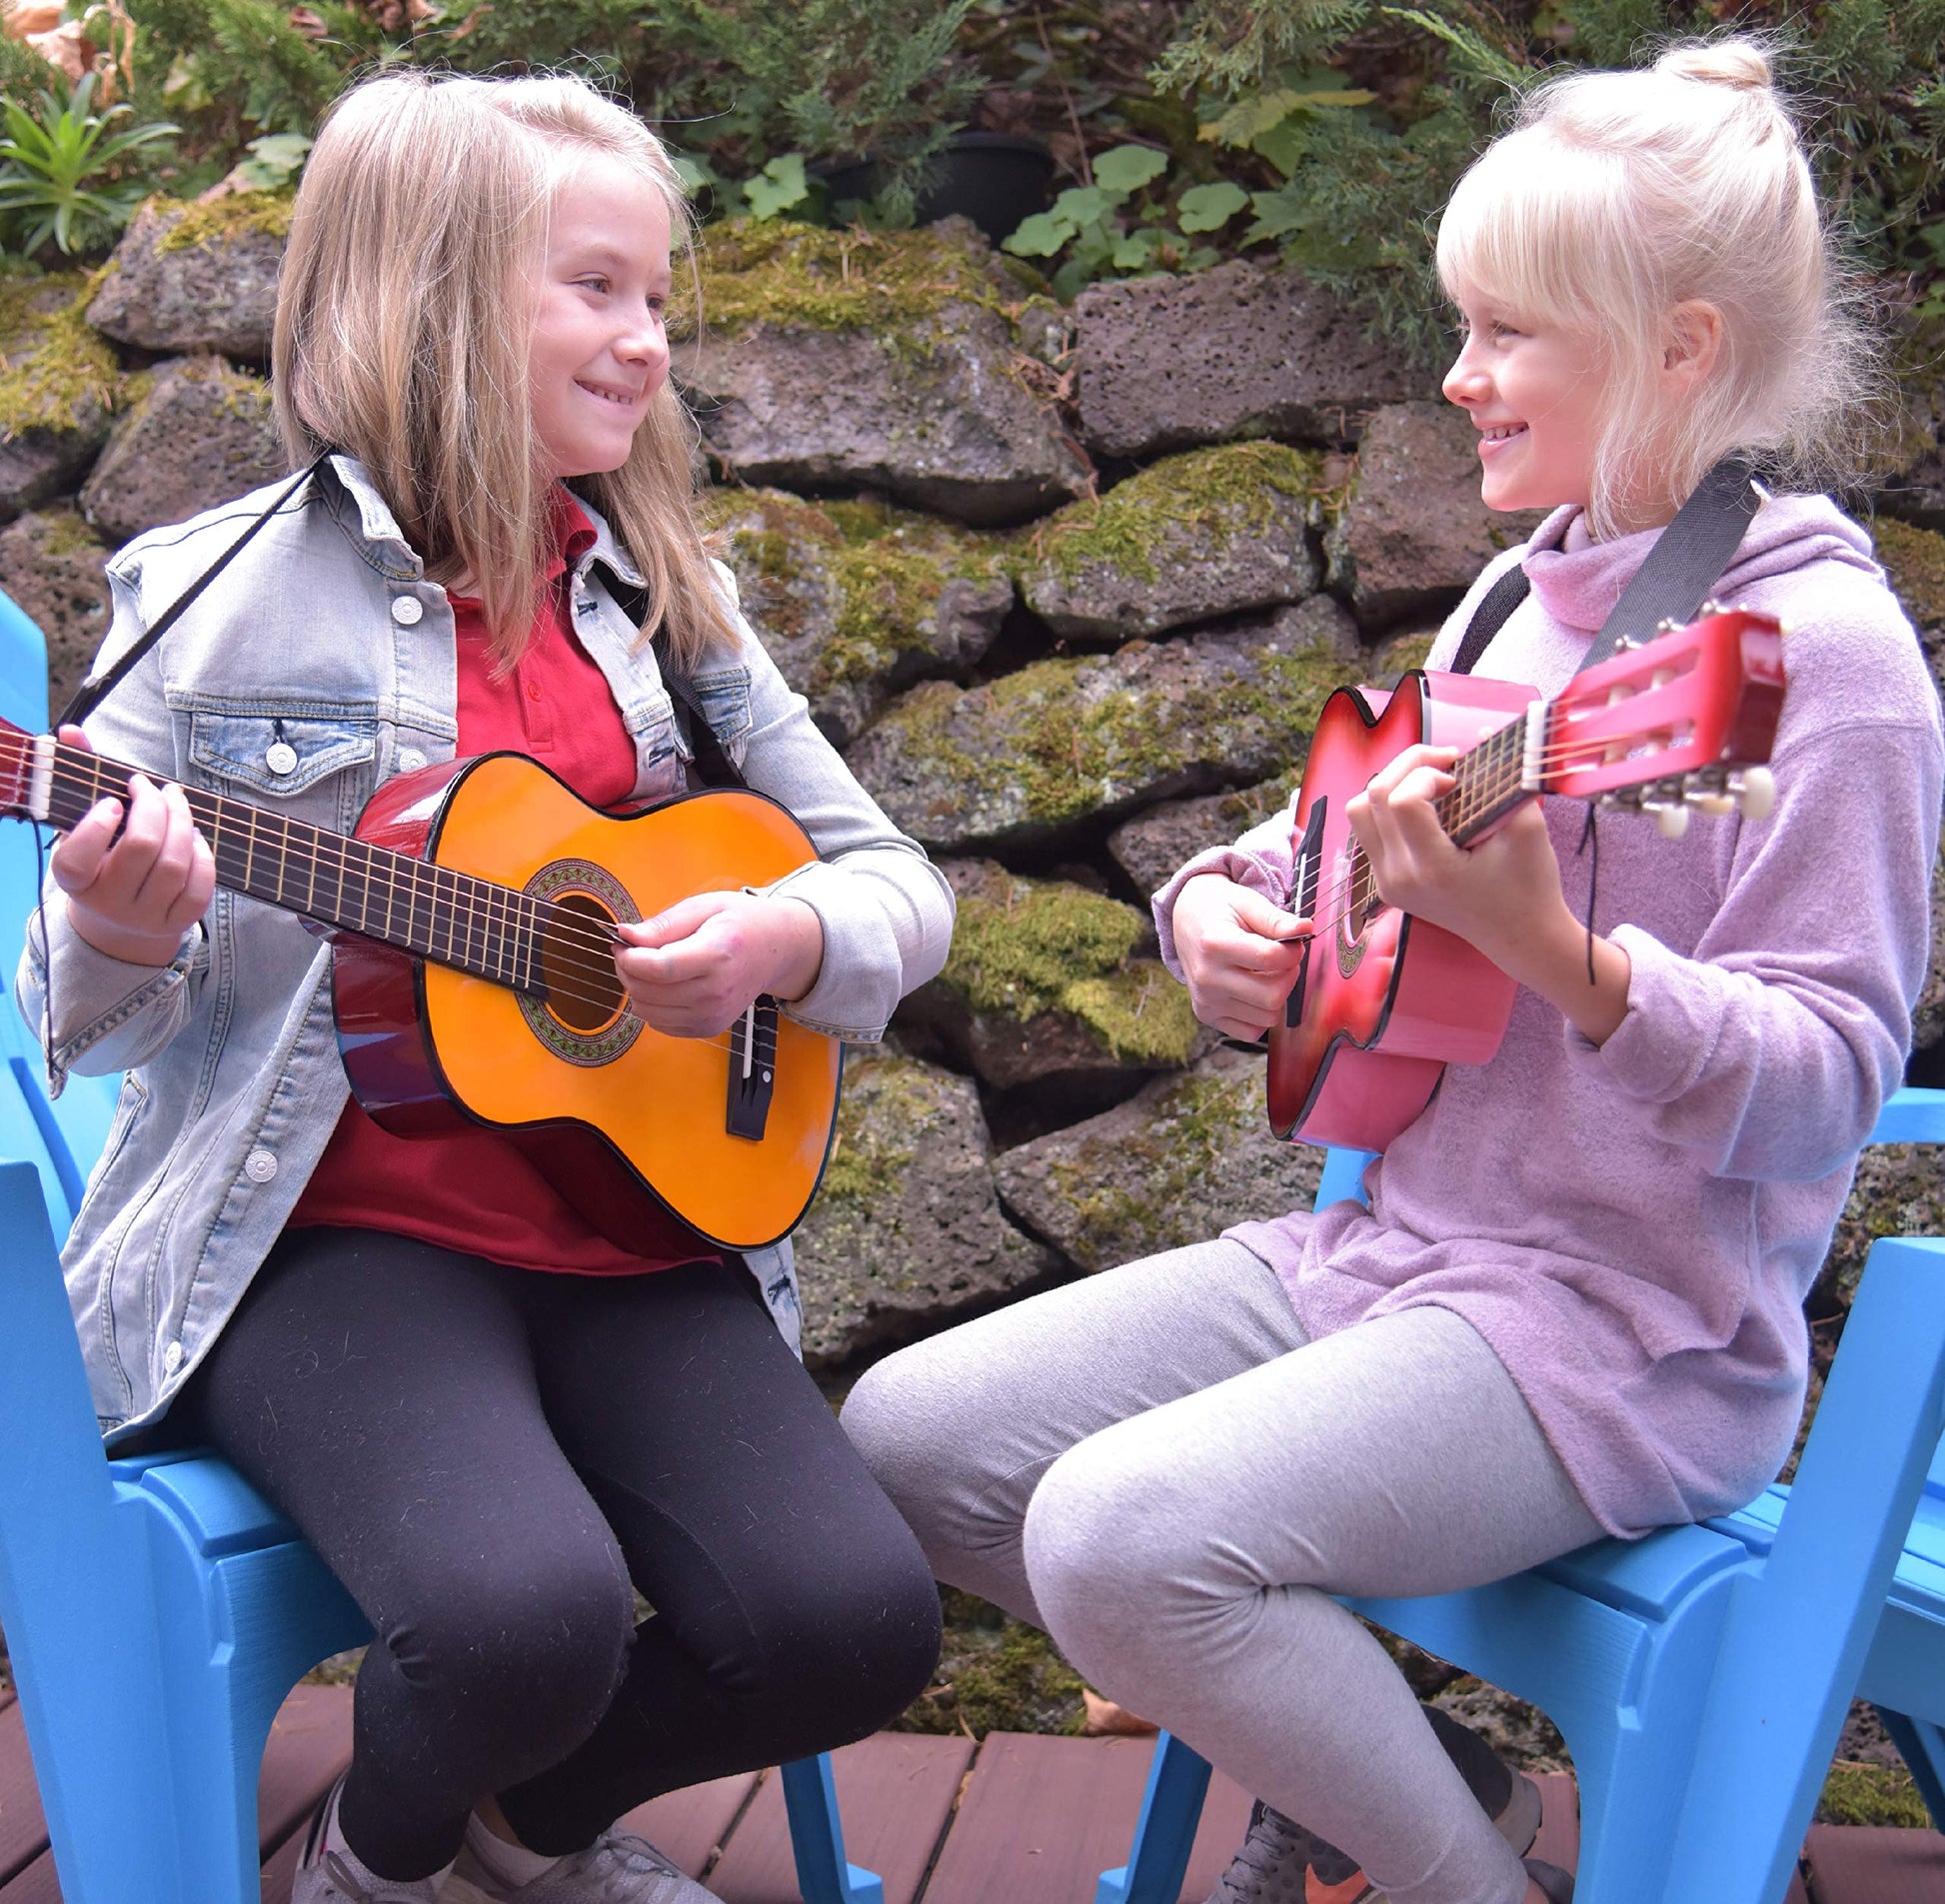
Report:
1266,607,1786,1149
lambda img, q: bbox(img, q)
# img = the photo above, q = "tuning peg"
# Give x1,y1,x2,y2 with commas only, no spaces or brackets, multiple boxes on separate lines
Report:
1684,787,1737,816
1649,800,1691,840
1732,766,1776,821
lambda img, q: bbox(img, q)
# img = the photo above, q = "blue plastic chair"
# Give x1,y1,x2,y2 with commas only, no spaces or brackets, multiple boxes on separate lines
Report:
1099,1093,1945,1904
0,584,881,1904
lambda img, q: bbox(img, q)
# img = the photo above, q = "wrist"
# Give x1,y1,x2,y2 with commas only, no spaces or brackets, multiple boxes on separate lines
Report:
66,903,187,968
1511,904,1632,1045
767,895,825,1002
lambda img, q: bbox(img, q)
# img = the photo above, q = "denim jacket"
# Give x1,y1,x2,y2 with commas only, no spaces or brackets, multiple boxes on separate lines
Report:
16,456,955,1441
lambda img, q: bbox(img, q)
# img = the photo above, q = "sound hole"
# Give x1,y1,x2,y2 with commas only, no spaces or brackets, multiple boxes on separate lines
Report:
541,891,625,1033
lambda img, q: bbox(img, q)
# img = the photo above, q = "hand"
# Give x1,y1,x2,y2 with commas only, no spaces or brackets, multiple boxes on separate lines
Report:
614,890,825,1038
1346,744,1630,1044
49,727,215,966
1170,874,1310,1040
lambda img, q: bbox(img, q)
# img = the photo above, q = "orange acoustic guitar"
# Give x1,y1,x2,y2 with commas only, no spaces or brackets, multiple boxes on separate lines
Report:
1266,607,1786,1151
0,728,843,1251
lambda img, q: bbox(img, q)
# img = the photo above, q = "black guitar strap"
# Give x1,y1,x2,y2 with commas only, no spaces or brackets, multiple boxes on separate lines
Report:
56,454,335,730
1450,456,1759,680
598,573,749,793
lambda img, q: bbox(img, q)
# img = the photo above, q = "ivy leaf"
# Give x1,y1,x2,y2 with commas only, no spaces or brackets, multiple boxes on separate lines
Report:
1002,208,1076,257
1176,181,1249,233
1199,87,1378,149
1048,184,1115,226
1244,183,1315,244
1111,225,1166,271
745,153,810,221
234,132,311,191
1091,145,1169,196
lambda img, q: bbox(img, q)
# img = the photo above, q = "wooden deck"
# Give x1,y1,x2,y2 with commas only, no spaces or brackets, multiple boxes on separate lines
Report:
0,1684,1941,1903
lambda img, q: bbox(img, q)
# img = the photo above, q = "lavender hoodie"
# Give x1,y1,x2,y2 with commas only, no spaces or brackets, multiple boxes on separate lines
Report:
1154,496,1943,1538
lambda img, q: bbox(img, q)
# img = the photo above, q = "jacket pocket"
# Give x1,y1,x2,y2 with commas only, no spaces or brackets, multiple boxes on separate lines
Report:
187,710,380,834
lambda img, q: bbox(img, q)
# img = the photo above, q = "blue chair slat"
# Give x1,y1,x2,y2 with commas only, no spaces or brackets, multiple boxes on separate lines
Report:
1100,1086,1945,1904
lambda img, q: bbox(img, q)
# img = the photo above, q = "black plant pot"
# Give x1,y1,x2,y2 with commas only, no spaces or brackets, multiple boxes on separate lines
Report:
817,132,1054,246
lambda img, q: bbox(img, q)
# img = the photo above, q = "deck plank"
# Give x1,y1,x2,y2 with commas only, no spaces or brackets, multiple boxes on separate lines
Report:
922,1732,1161,1904
709,1734,975,1904
1802,1823,1945,1904
1530,1770,1578,1875
619,1771,762,1881
0,1701,47,1887
256,1683,355,1858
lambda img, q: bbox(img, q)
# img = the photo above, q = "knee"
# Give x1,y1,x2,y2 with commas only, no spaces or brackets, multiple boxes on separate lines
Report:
840,1345,955,1529
379,1526,635,1767
1020,1433,1215,1690
744,1511,944,1744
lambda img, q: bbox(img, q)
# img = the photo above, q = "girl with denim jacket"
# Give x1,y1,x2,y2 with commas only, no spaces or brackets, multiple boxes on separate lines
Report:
20,69,952,1904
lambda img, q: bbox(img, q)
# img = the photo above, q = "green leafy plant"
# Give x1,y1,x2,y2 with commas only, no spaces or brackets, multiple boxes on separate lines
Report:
0,72,177,259
229,131,312,190
1002,142,1239,299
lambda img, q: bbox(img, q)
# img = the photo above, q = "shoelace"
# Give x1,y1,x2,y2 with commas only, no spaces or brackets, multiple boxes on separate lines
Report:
557,1832,687,1902
1213,1807,1365,1901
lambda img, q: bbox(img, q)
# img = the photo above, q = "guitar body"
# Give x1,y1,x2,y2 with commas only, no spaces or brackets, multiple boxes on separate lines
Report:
331,754,843,1251
1265,671,1537,1149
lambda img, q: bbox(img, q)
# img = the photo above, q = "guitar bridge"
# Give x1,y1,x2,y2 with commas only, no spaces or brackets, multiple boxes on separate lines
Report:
726,996,778,1141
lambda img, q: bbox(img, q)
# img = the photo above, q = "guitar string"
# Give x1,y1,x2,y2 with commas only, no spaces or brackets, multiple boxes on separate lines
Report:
28,755,784,1060
31,751,785,990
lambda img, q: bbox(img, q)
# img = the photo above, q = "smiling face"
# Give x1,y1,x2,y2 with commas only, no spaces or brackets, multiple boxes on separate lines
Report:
1441,287,1607,519
529,151,674,481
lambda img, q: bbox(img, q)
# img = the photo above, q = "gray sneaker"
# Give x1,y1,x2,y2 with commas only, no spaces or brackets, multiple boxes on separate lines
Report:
291,1775,445,1904
1202,1707,1544,1904
446,1825,726,1904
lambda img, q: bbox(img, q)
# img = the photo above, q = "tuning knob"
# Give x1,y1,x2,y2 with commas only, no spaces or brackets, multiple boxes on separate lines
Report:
1732,767,1776,821
1684,789,1738,816
1650,802,1691,840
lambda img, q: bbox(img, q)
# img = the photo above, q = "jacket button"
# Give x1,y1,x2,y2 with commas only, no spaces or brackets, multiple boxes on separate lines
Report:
163,1339,183,1373
391,596,424,626
244,1148,278,1183
397,748,426,773
265,742,298,776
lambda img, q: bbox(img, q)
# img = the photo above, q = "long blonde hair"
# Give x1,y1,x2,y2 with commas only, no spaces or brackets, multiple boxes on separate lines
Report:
273,70,733,668
1436,37,1878,539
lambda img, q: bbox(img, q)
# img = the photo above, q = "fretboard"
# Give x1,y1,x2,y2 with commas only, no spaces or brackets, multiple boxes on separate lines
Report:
1342,704,1542,922
18,737,547,991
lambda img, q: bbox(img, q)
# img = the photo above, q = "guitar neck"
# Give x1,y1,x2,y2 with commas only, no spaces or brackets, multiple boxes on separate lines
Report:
13,735,545,991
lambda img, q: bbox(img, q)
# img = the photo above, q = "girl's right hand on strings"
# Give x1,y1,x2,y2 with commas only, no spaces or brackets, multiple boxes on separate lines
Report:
1170,873,1310,1040
48,726,215,966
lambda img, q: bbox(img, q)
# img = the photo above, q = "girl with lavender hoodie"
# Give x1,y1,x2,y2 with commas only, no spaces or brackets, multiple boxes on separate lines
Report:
844,36,1943,1904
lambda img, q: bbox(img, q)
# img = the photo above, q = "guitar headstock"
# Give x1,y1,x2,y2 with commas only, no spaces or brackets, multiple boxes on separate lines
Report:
1544,607,1785,838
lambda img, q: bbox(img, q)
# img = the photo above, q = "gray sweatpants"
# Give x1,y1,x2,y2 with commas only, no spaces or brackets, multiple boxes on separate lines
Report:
842,1238,1603,1904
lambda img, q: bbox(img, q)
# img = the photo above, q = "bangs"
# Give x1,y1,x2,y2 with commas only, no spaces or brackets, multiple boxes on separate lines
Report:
1435,134,1616,333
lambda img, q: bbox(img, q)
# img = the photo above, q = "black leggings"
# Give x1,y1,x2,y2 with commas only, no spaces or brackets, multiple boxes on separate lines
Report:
171,1228,942,1880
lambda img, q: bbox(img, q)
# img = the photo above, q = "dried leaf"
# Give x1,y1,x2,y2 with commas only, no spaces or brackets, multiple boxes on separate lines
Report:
1080,1687,1159,1737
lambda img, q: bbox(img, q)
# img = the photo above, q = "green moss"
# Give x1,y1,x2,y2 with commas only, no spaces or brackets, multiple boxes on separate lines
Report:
1817,1759,1932,1828
944,873,1144,1017
29,506,104,561
1029,442,1335,591
707,486,1012,695
150,189,296,254
0,270,124,438
818,1052,934,1204
1043,1062,1261,1268
1876,517,1945,631
896,1588,1086,1738
1060,966,1198,1066
881,626,1341,829
693,219,1007,340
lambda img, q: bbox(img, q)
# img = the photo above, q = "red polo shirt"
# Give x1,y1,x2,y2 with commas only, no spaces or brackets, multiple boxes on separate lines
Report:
290,498,718,1275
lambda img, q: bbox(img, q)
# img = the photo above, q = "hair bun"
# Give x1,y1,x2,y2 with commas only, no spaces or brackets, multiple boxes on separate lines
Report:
1656,39,1774,94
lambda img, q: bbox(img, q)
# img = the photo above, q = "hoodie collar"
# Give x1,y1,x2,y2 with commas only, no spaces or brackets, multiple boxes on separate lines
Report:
1521,493,1883,634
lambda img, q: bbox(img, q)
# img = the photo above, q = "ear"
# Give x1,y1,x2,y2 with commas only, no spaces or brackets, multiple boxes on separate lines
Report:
1661,300,1724,391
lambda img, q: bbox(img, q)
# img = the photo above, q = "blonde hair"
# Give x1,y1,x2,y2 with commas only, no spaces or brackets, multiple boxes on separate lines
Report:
272,69,733,668
1435,36,1877,539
